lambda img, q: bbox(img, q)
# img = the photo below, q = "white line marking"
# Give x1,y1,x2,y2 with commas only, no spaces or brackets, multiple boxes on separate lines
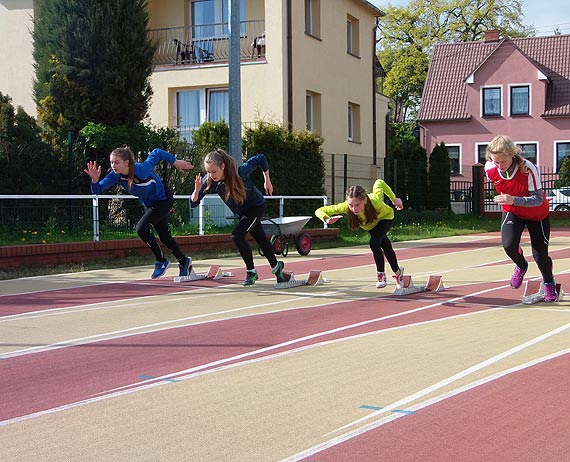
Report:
326,320,570,435
0,301,498,428
281,345,570,462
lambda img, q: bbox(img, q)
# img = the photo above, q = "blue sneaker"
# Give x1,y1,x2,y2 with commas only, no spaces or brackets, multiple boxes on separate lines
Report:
178,256,192,277
151,260,170,279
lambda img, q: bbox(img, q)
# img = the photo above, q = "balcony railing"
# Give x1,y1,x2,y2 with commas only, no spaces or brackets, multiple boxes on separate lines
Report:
150,20,265,66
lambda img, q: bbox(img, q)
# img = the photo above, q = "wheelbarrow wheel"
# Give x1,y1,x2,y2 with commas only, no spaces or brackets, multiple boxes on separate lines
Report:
271,235,286,256
295,232,312,256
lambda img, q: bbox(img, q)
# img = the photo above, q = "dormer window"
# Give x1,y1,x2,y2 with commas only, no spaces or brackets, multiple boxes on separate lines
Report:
510,85,529,116
482,87,501,116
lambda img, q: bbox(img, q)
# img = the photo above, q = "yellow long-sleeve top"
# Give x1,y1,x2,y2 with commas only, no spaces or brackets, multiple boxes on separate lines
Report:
315,179,396,231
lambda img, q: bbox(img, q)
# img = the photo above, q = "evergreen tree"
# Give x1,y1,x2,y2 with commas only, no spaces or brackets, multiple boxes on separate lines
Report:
428,142,451,210
33,0,156,144
0,92,59,193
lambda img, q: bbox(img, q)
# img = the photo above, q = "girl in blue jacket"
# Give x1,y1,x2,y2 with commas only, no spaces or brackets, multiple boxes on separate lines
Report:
191,149,285,286
85,147,194,279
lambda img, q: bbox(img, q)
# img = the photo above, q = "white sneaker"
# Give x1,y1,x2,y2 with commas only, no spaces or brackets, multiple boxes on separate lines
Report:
393,266,404,289
376,272,387,288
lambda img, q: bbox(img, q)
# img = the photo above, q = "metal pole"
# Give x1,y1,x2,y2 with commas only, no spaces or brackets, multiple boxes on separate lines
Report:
343,153,348,196
228,0,242,165
331,154,335,203
199,201,205,235
92,195,100,242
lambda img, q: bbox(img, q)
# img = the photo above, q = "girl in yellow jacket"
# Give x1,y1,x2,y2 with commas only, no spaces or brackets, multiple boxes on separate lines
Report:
315,179,404,288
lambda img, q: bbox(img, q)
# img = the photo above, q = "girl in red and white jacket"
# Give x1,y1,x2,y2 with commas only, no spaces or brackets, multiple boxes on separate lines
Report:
485,135,557,302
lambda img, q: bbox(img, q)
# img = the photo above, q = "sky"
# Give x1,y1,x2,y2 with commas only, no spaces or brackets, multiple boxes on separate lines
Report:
373,0,570,36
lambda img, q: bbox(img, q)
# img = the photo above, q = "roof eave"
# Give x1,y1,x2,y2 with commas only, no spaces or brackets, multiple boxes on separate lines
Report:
418,116,472,123
356,0,385,17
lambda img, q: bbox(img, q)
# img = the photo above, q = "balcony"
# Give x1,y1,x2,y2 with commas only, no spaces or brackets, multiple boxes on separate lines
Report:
150,20,265,67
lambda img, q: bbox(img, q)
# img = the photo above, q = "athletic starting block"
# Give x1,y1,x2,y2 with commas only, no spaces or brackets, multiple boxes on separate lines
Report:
174,265,233,283
275,270,328,289
522,280,563,305
393,275,444,296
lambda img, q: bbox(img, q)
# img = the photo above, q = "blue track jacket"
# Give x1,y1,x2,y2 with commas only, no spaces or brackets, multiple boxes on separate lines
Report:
90,148,176,207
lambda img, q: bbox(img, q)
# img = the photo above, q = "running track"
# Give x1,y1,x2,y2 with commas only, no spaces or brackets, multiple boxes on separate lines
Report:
1,231,570,461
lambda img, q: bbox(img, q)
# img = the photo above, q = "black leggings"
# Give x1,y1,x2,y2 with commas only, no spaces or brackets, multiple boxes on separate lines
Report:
136,196,185,262
500,212,554,283
232,204,278,271
368,219,400,273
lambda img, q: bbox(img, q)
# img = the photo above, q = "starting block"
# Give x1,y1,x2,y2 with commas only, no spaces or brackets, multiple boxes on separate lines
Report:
522,280,563,305
275,270,328,289
174,265,233,283
393,274,444,296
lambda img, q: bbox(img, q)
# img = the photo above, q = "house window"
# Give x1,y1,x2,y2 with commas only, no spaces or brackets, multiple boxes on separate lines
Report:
305,0,320,38
519,143,537,164
306,90,321,134
556,142,570,171
348,102,360,142
190,0,245,55
176,90,201,141
176,87,229,141
510,85,529,115
208,88,229,122
482,87,501,116
447,145,460,175
477,144,488,164
347,14,359,56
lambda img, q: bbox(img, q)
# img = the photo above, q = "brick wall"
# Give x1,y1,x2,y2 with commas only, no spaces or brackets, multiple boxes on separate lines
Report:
0,228,339,268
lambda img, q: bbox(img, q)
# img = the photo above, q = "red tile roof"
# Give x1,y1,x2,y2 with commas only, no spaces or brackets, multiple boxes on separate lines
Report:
418,34,570,121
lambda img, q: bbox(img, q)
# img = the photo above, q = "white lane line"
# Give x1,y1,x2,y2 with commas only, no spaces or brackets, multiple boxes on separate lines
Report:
91,284,512,395
326,319,570,436
0,300,499,428
281,345,570,462
0,233,507,298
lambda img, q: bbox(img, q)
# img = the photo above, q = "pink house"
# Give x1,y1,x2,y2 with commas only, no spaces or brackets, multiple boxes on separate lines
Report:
417,31,570,182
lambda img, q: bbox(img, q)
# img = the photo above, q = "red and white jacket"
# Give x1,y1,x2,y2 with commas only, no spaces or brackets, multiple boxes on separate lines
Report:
485,159,549,221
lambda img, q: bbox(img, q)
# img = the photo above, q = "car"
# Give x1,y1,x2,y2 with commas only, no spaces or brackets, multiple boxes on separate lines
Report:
547,187,570,212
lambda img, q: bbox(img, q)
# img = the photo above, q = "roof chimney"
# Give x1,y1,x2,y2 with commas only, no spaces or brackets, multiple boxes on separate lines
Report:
484,29,500,42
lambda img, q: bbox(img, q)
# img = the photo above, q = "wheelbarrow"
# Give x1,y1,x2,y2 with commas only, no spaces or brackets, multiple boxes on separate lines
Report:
259,216,313,257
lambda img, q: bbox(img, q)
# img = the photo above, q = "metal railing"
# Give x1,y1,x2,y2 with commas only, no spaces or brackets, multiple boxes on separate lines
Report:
0,194,328,243
150,20,265,66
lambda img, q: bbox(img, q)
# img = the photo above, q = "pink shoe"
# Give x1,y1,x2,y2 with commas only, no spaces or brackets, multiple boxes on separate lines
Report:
543,282,558,302
510,264,528,289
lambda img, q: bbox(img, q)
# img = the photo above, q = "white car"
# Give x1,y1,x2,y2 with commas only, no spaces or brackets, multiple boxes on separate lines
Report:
547,187,570,212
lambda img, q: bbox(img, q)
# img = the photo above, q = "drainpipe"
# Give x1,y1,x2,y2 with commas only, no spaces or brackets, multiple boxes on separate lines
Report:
286,0,293,131
372,19,378,166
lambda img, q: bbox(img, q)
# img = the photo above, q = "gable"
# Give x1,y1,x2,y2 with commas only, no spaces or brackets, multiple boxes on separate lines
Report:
418,35,570,121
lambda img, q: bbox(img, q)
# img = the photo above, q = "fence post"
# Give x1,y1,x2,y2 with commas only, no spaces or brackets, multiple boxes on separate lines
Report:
92,195,100,242
323,196,328,229
199,201,205,235
472,163,484,216
279,196,284,218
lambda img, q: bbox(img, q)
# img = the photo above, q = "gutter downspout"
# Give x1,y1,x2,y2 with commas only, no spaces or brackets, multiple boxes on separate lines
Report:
287,0,293,131
372,18,379,165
